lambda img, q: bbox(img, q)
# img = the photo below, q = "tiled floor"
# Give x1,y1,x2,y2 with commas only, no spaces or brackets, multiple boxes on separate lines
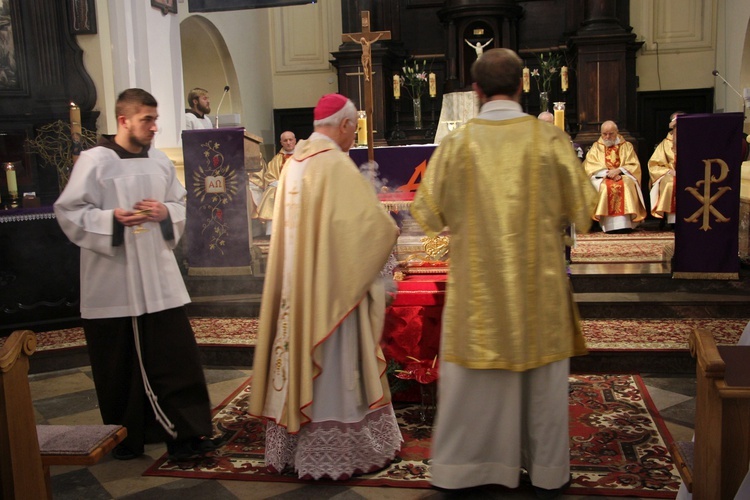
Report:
32,365,694,500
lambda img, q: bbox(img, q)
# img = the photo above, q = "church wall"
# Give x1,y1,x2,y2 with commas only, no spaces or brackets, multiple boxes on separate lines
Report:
268,0,342,110
630,0,717,93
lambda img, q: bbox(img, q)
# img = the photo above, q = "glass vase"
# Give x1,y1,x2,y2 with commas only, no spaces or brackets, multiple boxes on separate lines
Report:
539,91,550,113
412,97,423,129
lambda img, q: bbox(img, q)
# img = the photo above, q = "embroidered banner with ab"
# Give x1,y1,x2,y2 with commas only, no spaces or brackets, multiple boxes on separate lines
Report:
673,113,744,279
183,127,252,276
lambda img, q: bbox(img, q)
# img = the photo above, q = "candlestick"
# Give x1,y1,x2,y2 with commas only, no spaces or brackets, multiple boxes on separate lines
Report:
561,66,569,92
393,74,400,99
523,67,530,93
429,72,436,97
357,110,367,146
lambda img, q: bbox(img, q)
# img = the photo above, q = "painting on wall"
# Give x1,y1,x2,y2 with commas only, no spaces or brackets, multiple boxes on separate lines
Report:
68,0,97,35
0,0,26,94
152,0,178,15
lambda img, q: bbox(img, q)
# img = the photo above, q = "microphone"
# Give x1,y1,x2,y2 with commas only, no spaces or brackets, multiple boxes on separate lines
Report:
214,85,230,128
712,70,746,106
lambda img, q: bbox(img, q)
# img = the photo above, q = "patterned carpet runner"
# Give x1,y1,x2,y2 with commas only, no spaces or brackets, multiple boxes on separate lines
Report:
5,317,746,352
571,231,674,263
144,374,680,498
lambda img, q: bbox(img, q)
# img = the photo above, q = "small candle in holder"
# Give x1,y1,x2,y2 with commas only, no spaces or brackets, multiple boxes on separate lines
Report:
393,74,401,99
70,102,82,163
428,72,436,97
561,66,569,92
523,67,530,93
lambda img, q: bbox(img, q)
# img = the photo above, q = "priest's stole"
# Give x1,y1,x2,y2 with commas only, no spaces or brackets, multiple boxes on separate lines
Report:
183,127,252,276
349,145,436,191
673,112,744,279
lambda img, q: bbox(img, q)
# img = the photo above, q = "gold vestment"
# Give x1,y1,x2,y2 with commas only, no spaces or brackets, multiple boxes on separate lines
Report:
256,149,292,221
583,136,646,222
647,132,676,217
249,137,398,431
411,116,596,371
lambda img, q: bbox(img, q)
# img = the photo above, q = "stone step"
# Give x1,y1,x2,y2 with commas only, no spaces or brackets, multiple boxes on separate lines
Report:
574,291,750,319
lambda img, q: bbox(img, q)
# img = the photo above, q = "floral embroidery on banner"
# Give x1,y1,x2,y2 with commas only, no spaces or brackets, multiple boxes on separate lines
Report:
191,140,241,254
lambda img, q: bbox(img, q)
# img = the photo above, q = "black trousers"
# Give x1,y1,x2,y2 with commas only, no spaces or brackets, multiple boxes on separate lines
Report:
83,307,212,452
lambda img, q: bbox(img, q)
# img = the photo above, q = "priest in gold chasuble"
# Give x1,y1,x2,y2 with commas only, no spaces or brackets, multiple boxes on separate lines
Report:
249,94,402,480
583,121,647,232
648,112,683,223
411,49,596,494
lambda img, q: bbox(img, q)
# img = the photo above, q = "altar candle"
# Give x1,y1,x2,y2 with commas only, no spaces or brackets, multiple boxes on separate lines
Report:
429,72,436,97
393,74,400,99
561,66,569,92
554,108,565,130
357,114,367,146
523,67,530,93
5,163,17,194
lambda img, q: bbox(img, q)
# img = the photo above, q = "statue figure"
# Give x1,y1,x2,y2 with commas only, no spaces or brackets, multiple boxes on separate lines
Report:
465,38,494,58
346,33,384,81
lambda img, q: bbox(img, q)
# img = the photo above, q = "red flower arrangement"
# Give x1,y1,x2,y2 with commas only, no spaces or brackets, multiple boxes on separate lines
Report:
394,355,439,385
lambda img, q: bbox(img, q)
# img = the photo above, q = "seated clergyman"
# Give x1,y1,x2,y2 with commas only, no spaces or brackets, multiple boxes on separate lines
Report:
582,121,646,232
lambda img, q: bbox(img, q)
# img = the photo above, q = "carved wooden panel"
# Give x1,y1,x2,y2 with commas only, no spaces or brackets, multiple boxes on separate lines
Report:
633,0,714,54
272,2,340,73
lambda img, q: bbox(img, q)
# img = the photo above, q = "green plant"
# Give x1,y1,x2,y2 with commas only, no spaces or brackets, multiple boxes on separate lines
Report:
531,52,562,95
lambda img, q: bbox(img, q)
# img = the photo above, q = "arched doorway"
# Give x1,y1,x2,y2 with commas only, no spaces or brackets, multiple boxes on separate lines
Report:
180,16,241,126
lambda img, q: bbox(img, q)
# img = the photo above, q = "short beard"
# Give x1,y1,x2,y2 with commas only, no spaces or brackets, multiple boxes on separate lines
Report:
602,136,620,148
128,132,152,151
197,102,211,115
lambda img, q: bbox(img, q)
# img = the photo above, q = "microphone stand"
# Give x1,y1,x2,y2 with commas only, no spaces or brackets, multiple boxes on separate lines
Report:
713,70,747,118
215,86,229,128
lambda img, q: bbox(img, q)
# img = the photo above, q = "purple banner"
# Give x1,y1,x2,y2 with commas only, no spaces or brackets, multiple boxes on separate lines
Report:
673,113,744,279
183,127,252,276
349,145,436,191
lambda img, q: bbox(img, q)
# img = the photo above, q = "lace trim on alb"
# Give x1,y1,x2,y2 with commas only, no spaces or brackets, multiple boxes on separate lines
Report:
265,404,403,480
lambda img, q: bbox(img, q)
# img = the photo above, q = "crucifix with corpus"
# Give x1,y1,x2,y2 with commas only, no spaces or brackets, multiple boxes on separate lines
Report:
342,11,390,162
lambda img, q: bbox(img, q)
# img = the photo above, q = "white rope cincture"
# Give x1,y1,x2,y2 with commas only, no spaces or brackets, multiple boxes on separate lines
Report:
132,316,178,439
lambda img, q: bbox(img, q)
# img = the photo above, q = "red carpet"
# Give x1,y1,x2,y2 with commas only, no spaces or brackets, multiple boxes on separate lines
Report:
144,374,680,497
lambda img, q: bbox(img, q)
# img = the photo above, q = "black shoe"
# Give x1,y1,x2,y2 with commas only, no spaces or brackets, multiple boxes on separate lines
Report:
533,478,571,499
112,443,143,461
192,435,225,453
166,435,224,462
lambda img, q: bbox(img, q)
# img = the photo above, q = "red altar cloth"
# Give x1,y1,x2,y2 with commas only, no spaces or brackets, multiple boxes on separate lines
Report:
382,274,446,401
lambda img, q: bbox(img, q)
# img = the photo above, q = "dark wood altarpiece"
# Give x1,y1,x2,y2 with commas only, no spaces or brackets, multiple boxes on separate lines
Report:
331,0,641,149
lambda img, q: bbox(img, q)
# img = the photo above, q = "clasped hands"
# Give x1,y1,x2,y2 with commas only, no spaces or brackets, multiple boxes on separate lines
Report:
114,199,167,227
605,168,623,181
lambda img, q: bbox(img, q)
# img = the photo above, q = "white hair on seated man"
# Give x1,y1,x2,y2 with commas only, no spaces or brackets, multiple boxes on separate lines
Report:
313,98,358,127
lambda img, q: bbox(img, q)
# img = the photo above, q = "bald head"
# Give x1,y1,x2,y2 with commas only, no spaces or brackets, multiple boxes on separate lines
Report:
538,111,554,123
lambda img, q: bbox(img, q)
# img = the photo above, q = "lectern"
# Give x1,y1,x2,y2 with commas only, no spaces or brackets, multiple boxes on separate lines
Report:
671,328,750,499
182,127,262,276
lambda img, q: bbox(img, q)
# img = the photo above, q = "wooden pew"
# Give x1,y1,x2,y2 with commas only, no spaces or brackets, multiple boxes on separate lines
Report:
670,328,750,499
0,330,126,499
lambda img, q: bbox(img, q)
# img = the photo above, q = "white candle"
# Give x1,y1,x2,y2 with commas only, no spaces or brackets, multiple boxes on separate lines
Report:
523,67,530,93
429,72,436,97
393,74,400,100
5,164,17,194
357,115,367,146
561,66,569,92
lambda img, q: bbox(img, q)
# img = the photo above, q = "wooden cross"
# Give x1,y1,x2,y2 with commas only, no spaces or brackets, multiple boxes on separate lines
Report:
342,11,390,162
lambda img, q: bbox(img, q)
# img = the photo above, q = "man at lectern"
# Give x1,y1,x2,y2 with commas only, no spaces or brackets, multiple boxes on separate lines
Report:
184,87,213,130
